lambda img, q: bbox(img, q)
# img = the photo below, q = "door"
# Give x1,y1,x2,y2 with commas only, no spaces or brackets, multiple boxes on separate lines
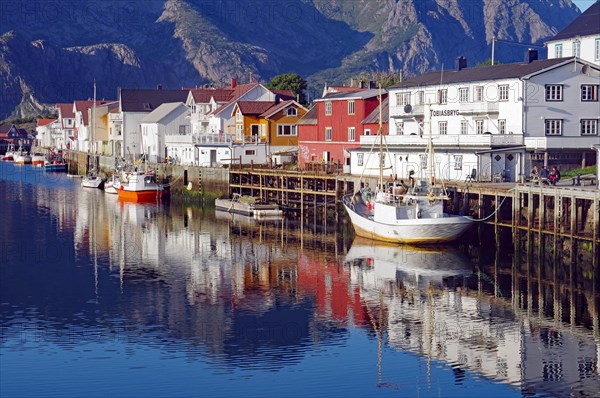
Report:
210,149,217,167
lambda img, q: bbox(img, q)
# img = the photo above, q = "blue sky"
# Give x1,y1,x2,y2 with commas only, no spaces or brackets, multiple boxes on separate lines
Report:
573,0,594,11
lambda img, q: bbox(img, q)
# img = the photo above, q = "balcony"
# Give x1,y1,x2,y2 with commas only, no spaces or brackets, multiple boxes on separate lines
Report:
459,101,499,115
360,133,523,148
193,133,235,145
108,113,122,122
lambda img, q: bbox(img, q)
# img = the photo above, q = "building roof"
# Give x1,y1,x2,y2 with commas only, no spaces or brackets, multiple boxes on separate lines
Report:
56,103,74,119
296,106,317,125
235,101,276,116
550,1,600,41
362,97,389,125
189,87,234,103
314,89,383,102
389,57,577,89
211,83,261,116
37,118,56,127
272,90,295,101
120,88,189,112
140,102,189,124
74,100,112,125
260,100,306,118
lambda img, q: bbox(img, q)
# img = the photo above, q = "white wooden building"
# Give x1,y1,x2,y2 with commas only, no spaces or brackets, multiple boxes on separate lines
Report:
350,54,599,182
139,102,190,164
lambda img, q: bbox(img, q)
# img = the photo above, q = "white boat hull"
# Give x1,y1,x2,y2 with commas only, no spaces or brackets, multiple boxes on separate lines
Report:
343,193,472,244
81,176,104,189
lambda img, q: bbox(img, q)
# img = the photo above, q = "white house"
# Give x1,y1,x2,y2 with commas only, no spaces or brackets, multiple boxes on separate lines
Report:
350,53,599,182
186,85,234,136
112,88,189,159
546,2,600,66
139,102,190,164
35,118,57,148
55,103,75,149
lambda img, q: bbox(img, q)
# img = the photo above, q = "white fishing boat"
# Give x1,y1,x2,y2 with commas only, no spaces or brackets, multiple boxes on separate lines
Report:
115,169,168,202
2,144,16,161
81,169,104,189
13,148,32,164
342,95,472,244
31,150,46,167
215,193,283,218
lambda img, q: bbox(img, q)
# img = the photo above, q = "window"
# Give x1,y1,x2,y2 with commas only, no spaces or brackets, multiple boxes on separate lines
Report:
277,125,297,136
498,84,509,101
596,38,600,61
474,86,484,102
555,44,563,58
245,149,256,155
459,87,469,102
179,125,188,135
396,121,404,135
545,119,562,136
364,129,371,136
287,107,297,116
580,119,598,135
325,127,332,141
348,100,355,115
416,91,424,105
454,155,463,170
476,120,484,134
420,154,427,169
236,109,243,122
498,119,506,135
581,85,599,101
236,124,243,141
573,40,581,58
357,153,364,166
439,121,448,135
325,101,332,116
545,85,563,101
348,127,355,141
396,92,411,106
437,89,447,104
460,120,468,135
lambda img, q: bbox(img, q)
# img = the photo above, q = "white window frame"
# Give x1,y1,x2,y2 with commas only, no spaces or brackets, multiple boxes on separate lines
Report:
595,38,600,61
454,155,463,170
325,127,332,141
245,149,256,155
581,85,599,101
460,120,468,135
364,129,371,136
498,84,509,101
357,153,364,166
348,100,355,115
396,92,411,106
236,109,243,122
459,87,469,103
348,127,355,141
236,124,244,141
476,120,484,134
545,84,563,101
498,119,506,135
555,44,563,58
573,40,581,58
438,89,447,105
287,107,297,116
580,119,598,136
416,91,424,105
545,119,562,136
396,121,404,135
325,101,332,116
438,121,448,135
277,124,297,136
419,154,427,170
474,86,484,102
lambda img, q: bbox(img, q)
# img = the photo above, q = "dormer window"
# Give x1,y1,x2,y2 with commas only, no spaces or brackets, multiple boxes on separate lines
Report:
143,103,152,110
287,107,297,116
236,109,243,122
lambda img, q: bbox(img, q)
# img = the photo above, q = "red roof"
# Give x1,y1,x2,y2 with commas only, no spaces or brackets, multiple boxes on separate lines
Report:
56,103,75,119
260,100,305,118
235,101,276,116
37,118,57,127
272,90,295,101
190,88,234,103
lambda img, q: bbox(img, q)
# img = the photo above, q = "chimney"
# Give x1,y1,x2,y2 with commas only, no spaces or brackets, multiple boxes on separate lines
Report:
456,56,467,71
369,80,376,89
527,48,538,63
359,80,365,89
157,84,162,90
230,78,237,89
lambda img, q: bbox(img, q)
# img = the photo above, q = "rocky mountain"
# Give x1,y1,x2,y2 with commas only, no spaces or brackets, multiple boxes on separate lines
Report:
0,0,581,119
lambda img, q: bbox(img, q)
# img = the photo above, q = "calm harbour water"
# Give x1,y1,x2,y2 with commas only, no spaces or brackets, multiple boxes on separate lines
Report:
1,162,598,398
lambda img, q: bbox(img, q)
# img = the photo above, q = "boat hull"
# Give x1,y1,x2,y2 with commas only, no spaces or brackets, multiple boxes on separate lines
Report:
45,163,68,172
215,198,283,218
343,195,472,244
115,187,166,202
81,177,104,189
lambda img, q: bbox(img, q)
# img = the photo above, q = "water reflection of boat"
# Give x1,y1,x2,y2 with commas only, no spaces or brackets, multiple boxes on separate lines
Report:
215,193,283,218
345,237,472,289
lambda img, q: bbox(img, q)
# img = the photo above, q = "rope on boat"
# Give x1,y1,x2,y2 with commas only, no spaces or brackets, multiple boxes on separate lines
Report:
464,186,516,222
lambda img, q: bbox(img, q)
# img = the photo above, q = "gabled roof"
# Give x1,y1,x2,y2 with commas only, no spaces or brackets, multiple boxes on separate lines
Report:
389,57,579,89
212,83,264,116
272,90,295,101
362,97,389,125
260,100,306,118
0,123,17,134
189,88,234,103
37,118,56,127
56,103,74,119
550,1,600,41
234,101,275,116
74,100,112,125
120,88,189,112
140,102,189,124
296,106,317,125
315,89,383,102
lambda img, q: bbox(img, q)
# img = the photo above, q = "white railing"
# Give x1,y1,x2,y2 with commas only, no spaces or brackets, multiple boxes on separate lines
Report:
459,102,499,114
192,133,236,145
361,133,523,147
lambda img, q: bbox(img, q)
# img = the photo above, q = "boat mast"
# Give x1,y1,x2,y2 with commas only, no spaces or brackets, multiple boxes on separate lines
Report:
92,80,96,155
378,86,384,191
426,101,435,187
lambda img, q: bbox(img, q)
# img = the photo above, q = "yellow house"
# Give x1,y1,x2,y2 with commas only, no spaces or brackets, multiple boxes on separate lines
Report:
232,100,307,148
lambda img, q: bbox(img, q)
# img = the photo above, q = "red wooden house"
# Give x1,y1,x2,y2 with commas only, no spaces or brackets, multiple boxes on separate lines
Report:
297,88,387,171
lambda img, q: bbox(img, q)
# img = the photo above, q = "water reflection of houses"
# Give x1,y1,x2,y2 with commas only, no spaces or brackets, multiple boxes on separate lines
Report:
344,239,599,397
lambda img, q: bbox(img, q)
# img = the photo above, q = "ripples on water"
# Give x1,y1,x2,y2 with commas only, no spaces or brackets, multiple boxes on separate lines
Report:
1,162,598,398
